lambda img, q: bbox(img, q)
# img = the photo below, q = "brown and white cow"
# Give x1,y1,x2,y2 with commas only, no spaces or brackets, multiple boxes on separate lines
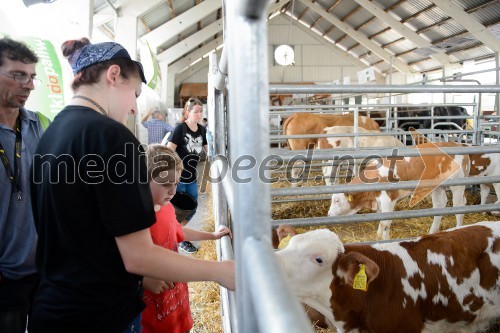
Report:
317,126,404,185
468,152,500,215
328,142,470,240
282,113,380,150
275,222,500,333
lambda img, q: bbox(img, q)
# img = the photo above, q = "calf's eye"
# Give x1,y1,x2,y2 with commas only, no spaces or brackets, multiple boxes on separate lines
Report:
315,257,323,264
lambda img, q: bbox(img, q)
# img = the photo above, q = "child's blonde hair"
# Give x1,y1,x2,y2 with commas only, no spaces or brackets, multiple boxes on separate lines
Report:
146,145,183,182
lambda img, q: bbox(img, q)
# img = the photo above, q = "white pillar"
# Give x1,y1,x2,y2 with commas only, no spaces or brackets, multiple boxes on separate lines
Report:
165,63,176,108
115,16,138,59
115,15,139,133
82,0,94,39
496,52,499,115
443,62,462,104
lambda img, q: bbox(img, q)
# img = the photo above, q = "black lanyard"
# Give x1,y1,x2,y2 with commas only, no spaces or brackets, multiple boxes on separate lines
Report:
0,114,23,202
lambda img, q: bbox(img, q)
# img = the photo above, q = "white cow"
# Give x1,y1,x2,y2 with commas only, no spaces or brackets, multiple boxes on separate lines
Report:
319,126,404,185
289,126,403,187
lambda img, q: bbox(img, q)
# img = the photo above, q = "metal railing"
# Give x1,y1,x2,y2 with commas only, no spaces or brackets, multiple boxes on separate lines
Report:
207,1,315,333
207,3,500,332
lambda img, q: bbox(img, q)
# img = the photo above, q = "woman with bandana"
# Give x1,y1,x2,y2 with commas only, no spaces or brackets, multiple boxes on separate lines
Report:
30,38,234,333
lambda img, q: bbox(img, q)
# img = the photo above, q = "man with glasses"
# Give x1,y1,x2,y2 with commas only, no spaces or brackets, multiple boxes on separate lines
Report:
0,37,46,333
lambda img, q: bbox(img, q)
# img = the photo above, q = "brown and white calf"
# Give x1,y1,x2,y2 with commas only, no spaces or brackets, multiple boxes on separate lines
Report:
317,126,404,186
469,152,500,215
275,222,500,333
328,142,469,240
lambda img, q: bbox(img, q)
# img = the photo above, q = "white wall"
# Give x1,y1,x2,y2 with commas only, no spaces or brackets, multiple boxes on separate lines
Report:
267,15,358,84
176,15,362,87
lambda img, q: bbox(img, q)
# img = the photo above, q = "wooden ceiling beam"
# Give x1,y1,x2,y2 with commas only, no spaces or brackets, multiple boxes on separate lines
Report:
310,0,342,30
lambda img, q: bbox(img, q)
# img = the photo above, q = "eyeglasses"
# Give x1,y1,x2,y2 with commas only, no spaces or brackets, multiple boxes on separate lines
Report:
0,71,42,87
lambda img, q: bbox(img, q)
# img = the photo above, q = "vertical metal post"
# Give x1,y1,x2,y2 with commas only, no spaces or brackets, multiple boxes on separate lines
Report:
208,53,228,233
226,1,270,332
209,52,235,332
496,52,499,116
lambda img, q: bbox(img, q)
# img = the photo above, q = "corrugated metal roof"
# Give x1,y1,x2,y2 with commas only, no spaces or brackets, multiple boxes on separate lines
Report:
92,0,500,76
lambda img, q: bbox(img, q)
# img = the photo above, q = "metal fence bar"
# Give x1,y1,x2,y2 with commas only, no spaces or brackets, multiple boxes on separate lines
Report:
269,85,500,94
208,53,236,333
271,175,500,197
274,129,473,140
270,102,476,112
273,196,331,203
272,203,500,226
272,145,500,162
226,1,313,332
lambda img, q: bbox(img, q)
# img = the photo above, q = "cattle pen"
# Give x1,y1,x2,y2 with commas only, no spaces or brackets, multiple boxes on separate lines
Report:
204,1,500,333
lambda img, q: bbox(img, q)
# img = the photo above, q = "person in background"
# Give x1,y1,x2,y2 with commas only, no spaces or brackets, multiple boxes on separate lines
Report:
201,117,207,127
0,37,48,333
141,144,231,333
30,38,234,333
167,98,207,254
142,108,173,144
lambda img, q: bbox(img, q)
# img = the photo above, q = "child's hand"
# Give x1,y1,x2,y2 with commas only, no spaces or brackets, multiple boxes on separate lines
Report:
212,225,232,240
143,277,175,294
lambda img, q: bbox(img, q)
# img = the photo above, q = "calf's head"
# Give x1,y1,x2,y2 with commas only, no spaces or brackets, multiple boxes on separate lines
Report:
275,229,380,327
328,191,378,217
275,229,344,297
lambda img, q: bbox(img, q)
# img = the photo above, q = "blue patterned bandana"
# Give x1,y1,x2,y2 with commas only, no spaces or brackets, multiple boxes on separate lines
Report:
69,42,146,83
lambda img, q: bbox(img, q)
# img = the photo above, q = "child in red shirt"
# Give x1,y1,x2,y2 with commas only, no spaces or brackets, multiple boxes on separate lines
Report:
142,145,231,333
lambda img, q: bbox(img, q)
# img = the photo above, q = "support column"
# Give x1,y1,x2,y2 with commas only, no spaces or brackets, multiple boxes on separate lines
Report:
115,16,138,59
76,0,93,39
496,52,499,116
115,15,139,133
161,61,174,108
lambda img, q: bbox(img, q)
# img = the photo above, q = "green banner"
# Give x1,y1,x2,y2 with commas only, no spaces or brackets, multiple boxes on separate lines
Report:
23,37,65,120
146,41,161,94
21,36,65,121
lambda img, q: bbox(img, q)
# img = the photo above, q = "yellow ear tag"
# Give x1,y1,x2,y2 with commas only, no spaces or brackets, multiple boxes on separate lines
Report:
278,234,292,249
348,194,353,202
352,264,368,291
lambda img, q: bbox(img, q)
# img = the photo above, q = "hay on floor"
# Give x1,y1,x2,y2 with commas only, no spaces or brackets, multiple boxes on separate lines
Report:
189,185,224,333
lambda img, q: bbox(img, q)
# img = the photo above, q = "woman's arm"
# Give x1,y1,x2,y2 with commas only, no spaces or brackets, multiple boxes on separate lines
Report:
115,228,235,290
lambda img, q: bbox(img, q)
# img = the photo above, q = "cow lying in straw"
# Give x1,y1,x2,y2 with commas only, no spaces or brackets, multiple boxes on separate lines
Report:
275,222,500,333
328,142,469,240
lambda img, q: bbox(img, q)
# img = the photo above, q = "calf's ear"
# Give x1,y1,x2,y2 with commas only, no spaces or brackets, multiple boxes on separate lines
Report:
340,252,380,287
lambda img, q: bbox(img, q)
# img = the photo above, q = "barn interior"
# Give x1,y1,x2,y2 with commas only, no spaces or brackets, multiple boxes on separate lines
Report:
3,0,500,332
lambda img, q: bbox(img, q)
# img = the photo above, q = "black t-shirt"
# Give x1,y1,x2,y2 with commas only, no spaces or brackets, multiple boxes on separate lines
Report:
170,122,207,183
30,106,156,332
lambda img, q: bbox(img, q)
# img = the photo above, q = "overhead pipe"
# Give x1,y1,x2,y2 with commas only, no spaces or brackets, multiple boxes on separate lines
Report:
269,85,500,95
